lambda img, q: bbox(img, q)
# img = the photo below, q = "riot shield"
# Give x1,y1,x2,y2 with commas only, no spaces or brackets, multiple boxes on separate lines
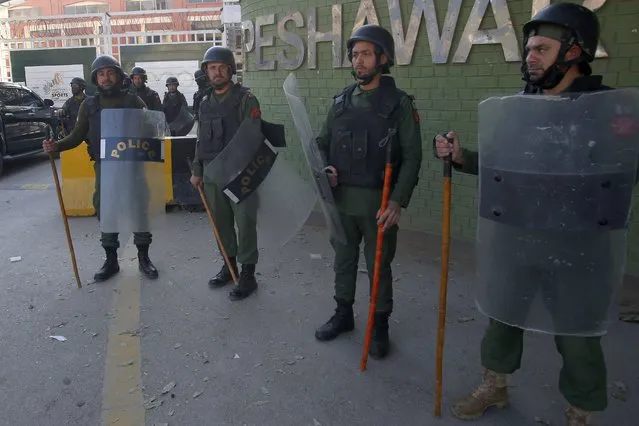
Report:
476,89,639,336
203,118,316,248
99,109,168,235
282,73,347,245
169,105,195,137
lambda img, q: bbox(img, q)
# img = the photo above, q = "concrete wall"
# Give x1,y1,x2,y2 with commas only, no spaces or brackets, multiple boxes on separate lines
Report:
240,0,639,273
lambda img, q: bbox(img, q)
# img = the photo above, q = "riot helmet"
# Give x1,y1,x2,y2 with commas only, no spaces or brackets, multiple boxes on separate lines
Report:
347,25,395,71
70,77,86,88
521,2,600,90
130,66,148,88
90,55,124,96
200,46,236,75
165,76,179,86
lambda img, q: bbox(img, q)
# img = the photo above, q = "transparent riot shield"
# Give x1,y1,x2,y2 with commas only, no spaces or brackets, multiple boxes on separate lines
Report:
99,109,168,236
283,73,347,244
203,118,316,248
476,89,639,336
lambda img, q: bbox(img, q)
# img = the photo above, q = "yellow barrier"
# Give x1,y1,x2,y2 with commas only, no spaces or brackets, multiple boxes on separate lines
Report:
60,139,175,217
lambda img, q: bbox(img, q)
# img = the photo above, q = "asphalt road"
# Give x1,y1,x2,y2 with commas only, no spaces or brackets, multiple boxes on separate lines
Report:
0,155,636,426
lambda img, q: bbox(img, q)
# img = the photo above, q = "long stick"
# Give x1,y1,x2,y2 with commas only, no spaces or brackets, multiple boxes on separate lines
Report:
434,150,453,417
360,144,393,372
188,158,239,285
47,134,82,289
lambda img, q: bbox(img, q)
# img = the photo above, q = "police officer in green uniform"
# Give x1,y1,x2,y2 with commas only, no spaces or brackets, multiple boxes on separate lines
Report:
163,76,188,134
314,25,423,359
57,77,86,134
192,69,210,121
130,66,162,111
434,4,616,425
189,46,261,301
42,55,159,282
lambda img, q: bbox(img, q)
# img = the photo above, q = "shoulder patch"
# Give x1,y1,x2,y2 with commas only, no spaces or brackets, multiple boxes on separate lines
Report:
250,106,262,119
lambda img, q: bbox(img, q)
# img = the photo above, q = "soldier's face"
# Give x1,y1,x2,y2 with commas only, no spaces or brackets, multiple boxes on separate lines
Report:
71,83,82,95
351,41,387,79
525,35,581,80
206,62,231,88
132,75,144,87
167,83,177,93
96,68,119,90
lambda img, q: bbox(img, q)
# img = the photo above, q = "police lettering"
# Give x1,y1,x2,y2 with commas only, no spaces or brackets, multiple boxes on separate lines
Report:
109,138,154,160
240,154,273,194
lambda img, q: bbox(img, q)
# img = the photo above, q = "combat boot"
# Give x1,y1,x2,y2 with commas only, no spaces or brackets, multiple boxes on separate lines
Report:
450,368,509,420
315,300,355,341
137,245,158,279
208,257,237,288
229,264,257,301
369,312,390,359
565,406,592,426
94,247,120,282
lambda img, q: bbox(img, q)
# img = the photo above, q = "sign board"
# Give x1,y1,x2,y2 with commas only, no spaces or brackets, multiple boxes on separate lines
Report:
222,4,241,24
25,64,85,107
135,60,200,107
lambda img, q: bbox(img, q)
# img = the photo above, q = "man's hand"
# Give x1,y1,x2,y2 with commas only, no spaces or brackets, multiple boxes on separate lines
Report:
190,174,202,189
42,139,58,153
324,166,338,187
434,131,463,164
376,200,401,231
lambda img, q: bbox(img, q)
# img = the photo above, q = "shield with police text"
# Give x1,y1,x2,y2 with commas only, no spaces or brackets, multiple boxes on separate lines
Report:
282,73,347,245
99,109,167,235
476,88,639,336
203,117,316,248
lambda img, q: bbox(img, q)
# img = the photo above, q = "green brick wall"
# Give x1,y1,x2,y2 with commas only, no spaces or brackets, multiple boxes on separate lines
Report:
240,0,639,273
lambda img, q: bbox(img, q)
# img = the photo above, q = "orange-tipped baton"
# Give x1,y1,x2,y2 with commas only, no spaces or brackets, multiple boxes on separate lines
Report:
360,130,395,372
188,158,239,285
434,135,453,417
47,127,82,289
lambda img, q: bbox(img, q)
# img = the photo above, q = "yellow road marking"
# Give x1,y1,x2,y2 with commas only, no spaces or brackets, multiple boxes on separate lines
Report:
101,241,145,426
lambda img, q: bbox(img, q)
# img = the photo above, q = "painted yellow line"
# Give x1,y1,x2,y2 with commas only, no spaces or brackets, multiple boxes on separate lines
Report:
101,241,145,426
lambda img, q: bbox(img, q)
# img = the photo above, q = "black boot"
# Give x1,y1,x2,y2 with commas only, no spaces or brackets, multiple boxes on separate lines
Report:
315,300,355,341
229,264,257,301
208,257,237,288
94,247,120,282
369,312,391,359
137,245,158,279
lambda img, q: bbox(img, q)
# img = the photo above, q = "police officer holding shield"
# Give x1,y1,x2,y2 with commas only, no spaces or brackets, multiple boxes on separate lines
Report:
434,4,636,425
57,77,86,135
130,66,162,111
314,25,423,359
42,55,160,282
189,46,261,301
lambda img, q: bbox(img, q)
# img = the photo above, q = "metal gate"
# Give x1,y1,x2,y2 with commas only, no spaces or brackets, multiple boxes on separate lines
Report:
0,7,242,83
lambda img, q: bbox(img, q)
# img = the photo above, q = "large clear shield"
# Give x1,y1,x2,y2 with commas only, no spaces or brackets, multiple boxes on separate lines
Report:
476,89,639,336
203,118,316,248
99,109,168,235
282,73,347,244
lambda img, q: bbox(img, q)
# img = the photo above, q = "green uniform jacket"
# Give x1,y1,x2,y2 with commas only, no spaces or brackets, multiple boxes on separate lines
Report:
55,94,147,153
316,84,423,216
192,88,261,178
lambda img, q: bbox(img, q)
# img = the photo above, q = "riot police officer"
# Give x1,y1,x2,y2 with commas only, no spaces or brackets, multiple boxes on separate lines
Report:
192,69,210,120
42,55,159,282
314,25,423,359
130,66,162,111
189,46,261,302
163,76,188,135
57,77,86,135
434,4,617,425
122,72,132,93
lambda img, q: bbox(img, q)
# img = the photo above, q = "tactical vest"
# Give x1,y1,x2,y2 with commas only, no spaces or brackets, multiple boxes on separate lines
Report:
329,77,404,188
163,92,184,123
62,95,85,133
84,93,139,161
133,86,159,110
196,84,248,160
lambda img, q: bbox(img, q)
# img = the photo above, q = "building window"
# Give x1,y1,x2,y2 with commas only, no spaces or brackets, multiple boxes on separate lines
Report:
64,2,110,15
126,0,170,11
188,0,215,3
8,7,42,18
190,20,222,42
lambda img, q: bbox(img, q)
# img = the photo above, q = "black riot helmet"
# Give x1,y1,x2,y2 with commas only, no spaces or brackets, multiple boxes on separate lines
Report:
70,77,86,88
131,66,148,83
90,55,123,86
194,69,206,82
200,46,236,75
521,2,600,90
166,76,179,86
122,72,131,87
347,24,395,72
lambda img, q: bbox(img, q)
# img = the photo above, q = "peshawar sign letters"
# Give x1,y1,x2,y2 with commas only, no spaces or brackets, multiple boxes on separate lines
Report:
242,0,608,70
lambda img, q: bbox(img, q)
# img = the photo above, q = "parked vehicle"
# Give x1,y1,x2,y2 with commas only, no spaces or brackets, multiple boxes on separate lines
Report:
0,82,60,177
